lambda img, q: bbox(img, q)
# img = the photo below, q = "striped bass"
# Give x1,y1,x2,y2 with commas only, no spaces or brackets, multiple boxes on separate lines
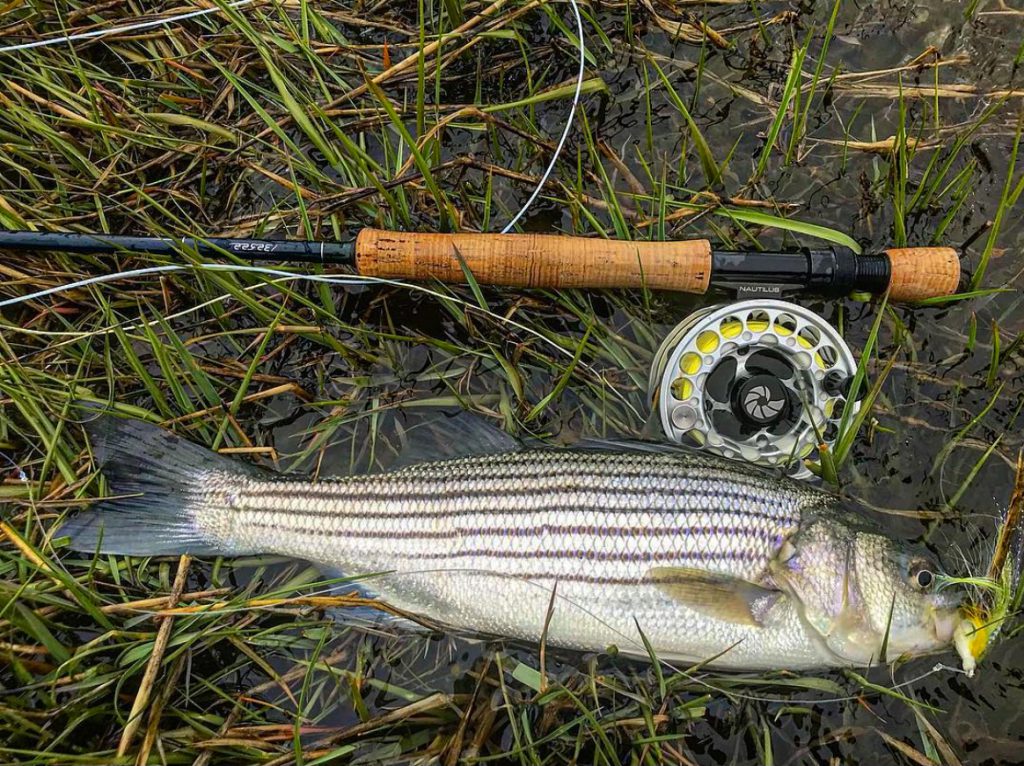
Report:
61,414,964,671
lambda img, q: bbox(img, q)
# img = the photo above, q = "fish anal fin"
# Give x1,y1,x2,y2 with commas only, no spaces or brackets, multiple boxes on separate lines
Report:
649,566,782,627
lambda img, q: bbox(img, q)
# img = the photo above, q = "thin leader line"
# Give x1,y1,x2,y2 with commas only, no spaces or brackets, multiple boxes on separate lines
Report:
0,263,641,417
0,0,257,54
0,0,585,236
500,0,585,233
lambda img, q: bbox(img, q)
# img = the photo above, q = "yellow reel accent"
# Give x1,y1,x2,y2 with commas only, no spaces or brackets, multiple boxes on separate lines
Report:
696,331,719,353
671,377,693,400
720,320,743,339
679,352,701,375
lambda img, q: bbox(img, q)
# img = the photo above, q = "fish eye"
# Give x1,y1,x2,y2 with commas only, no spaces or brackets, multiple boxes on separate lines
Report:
908,560,936,590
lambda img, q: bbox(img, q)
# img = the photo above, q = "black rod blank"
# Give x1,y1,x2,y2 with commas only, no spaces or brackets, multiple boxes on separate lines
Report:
0,231,354,265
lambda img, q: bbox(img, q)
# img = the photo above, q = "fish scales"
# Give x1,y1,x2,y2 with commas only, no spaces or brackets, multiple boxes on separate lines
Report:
64,416,964,670
175,449,832,666
214,452,807,567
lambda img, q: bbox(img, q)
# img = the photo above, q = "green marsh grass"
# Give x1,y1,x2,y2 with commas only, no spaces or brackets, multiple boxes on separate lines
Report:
0,1,1022,764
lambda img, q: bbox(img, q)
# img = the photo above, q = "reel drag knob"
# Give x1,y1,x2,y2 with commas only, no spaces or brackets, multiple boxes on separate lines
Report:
735,375,790,427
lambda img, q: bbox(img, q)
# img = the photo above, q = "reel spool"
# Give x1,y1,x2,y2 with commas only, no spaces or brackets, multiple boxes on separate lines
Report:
649,300,860,478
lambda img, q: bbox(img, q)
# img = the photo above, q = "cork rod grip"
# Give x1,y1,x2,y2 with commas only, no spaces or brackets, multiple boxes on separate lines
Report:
355,229,713,293
885,247,960,301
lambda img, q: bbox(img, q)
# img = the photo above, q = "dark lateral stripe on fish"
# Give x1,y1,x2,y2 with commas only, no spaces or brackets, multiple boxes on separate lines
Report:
416,448,772,470
441,460,784,488
361,571,744,587
231,501,798,527
244,519,789,545
392,572,749,587
234,483,801,518
385,458,782,484
237,460,801,496
239,477,793,505
360,548,766,564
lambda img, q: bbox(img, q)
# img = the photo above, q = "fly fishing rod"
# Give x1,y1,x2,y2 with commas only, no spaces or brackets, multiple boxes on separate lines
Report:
0,228,961,301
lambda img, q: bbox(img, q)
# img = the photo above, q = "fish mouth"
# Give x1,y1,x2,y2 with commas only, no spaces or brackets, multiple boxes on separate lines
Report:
930,587,964,643
932,606,959,643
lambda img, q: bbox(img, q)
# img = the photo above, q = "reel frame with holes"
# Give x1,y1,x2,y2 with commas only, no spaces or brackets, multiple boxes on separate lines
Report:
649,300,860,478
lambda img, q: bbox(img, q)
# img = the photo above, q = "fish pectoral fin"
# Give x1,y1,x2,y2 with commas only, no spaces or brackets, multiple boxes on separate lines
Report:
649,567,782,627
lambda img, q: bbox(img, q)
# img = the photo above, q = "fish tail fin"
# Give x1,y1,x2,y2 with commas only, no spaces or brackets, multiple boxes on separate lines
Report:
60,414,260,557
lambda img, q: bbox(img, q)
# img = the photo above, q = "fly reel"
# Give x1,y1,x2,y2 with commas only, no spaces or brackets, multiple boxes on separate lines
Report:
649,300,860,478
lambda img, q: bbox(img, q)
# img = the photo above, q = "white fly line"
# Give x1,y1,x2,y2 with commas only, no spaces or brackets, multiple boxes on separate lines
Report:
0,0,257,54
0,0,585,233
0,261,638,416
500,0,585,233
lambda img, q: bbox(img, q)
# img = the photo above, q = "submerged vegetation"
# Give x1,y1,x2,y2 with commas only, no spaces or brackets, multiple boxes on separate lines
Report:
0,1,1022,764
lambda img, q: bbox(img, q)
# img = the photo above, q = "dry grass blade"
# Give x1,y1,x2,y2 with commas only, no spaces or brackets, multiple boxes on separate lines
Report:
117,554,192,758
987,451,1024,582
878,731,940,766
329,691,454,742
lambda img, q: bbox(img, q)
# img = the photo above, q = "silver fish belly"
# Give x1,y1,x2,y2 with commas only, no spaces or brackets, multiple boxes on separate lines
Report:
199,449,833,668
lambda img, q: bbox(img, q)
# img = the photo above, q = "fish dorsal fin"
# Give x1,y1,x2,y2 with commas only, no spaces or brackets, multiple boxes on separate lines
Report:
388,411,520,469
574,437,684,454
649,566,782,627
